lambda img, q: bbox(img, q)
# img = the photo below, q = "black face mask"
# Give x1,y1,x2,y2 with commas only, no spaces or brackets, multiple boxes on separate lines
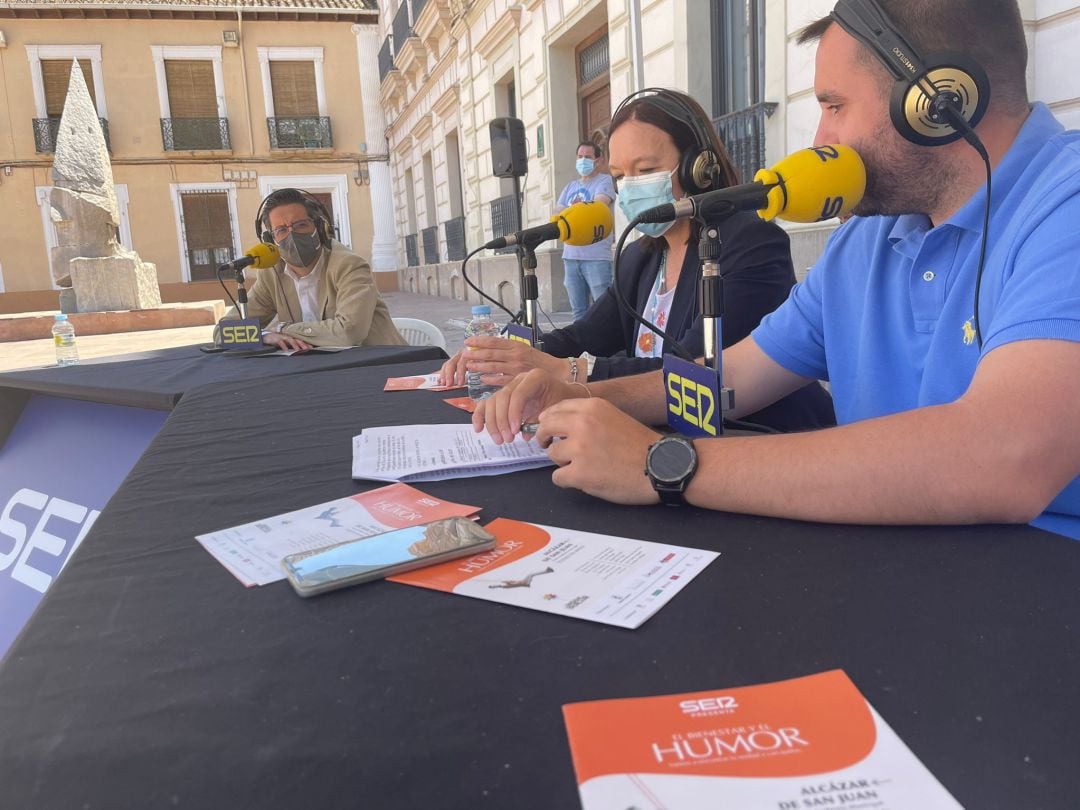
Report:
279,232,322,268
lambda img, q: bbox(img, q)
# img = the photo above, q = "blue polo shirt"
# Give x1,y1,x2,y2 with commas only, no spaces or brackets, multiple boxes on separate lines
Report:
752,103,1080,527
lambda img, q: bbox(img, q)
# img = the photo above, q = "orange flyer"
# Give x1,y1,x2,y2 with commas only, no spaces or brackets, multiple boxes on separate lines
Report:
563,670,963,809
384,372,461,392
388,518,718,628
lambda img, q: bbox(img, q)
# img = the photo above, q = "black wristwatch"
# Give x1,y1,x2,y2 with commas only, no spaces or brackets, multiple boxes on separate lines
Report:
645,435,698,506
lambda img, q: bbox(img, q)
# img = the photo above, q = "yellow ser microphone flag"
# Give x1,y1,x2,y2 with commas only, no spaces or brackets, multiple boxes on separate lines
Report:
550,201,615,246
754,144,866,223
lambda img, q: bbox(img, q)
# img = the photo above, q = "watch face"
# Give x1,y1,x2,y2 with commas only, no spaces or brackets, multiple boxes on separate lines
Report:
648,439,696,484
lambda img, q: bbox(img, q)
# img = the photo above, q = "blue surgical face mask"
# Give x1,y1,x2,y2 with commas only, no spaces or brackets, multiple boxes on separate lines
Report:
617,168,678,237
575,157,596,177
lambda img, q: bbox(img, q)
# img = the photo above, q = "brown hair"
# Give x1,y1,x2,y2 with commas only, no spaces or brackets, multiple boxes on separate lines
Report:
797,0,1028,114
609,89,740,249
577,139,603,159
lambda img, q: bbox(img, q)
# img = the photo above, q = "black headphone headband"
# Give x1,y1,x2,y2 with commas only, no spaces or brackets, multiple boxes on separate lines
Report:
255,188,334,247
831,0,926,81
829,0,991,146
611,87,722,193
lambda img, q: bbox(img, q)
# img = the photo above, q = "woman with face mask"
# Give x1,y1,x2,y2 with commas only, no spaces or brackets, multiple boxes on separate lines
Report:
238,188,405,352
440,89,834,433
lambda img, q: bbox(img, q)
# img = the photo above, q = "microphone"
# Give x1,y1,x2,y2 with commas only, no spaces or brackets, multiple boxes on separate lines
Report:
218,242,281,274
482,201,614,250
637,144,866,224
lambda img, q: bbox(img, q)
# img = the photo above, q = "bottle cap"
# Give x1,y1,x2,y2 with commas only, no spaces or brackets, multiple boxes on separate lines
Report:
471,305,492,315
55,313,68,321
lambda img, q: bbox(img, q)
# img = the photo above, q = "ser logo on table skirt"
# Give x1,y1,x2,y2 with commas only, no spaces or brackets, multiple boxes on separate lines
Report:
0,487,99,594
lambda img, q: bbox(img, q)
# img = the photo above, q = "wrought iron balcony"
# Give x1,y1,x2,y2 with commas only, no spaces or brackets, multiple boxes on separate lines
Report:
488,193,520,255
443,215,466,262
405,233,420,268
421,225,439,265
378,35,394,83
267,117,332,150
392,2,413,56
160,117,231,151
712,101,777,184
34,116,111,153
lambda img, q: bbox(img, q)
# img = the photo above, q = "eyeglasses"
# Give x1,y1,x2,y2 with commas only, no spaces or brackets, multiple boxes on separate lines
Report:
270,218,317,242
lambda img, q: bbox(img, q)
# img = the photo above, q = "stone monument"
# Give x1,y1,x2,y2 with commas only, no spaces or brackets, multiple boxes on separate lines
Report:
48,60,161,313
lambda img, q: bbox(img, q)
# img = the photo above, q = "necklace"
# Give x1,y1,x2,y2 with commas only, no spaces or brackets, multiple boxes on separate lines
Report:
637,251,670,356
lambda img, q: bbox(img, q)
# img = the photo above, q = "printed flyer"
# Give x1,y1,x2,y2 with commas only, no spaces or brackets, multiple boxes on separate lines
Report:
196,483,479,587
389,518,718,629
384,372,461,391
562,670,963,809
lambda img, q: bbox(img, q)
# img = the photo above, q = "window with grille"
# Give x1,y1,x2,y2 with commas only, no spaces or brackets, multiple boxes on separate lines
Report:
42,59,96,116
578,33,608,88
179,191,233,282
269,61,318,117
712,0,765,116
165,60,218,118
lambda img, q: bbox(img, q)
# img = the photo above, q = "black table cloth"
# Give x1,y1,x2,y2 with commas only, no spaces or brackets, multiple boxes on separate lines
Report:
1,359,1078,809
0,343,447,411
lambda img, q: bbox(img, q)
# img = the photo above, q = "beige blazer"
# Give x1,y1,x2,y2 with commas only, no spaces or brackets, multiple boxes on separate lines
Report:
242,240,405,347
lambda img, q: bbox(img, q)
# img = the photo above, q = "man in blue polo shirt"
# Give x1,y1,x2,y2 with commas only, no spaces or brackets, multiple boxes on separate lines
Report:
472,0,1080,533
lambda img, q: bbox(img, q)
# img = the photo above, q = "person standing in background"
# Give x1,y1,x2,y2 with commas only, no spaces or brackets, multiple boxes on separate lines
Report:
556,141,616,320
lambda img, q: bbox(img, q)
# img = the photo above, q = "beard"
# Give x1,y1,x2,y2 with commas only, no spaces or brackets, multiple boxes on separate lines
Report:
850,121,962,218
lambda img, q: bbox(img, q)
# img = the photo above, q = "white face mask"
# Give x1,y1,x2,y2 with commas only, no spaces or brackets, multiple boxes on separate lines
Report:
617,168,678,237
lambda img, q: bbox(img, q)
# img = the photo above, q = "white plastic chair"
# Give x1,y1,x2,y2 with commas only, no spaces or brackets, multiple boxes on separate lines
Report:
392,317,447,351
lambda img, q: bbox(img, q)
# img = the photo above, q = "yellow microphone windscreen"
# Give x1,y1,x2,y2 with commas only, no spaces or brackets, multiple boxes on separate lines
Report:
754,145,866,223
246,242,282,268
553,201,615,246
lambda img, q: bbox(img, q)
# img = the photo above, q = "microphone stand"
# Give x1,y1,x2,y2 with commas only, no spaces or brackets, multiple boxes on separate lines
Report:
234,266,249,320
512,173,529,327
698,221,734,431
519,240,543,349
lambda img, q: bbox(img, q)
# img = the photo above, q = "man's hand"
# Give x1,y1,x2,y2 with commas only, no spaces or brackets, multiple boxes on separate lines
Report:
537,399,662,505
262,331,313,353
472,368,587,444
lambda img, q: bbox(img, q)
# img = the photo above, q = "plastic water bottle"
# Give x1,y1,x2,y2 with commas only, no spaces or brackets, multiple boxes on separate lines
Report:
465,305,500,401
51,313,80,367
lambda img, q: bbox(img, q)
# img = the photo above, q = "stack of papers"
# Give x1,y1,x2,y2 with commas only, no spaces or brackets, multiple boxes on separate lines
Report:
352,423,554,482
195,482,480,586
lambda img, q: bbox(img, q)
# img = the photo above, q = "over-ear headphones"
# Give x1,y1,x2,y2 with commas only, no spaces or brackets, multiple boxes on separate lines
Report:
254,188,335,247
831,0,991,146
611,88,723,194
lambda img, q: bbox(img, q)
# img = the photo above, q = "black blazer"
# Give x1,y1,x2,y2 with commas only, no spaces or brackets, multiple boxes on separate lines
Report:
542,212,836,432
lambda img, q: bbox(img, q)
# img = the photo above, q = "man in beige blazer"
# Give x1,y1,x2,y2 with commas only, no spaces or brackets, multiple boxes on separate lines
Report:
245,188,405,351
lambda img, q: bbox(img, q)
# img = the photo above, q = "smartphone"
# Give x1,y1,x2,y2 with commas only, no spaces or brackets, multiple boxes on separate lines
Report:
281,517,495,598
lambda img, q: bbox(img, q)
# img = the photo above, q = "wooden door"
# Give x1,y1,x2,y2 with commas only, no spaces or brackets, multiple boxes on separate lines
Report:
576,27,611,165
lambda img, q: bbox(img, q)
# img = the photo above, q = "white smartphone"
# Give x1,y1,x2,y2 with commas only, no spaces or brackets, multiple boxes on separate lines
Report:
281,517,495,598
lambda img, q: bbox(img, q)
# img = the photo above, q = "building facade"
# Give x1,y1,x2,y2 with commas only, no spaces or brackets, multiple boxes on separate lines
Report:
0,0,400,313
376,0,1079,310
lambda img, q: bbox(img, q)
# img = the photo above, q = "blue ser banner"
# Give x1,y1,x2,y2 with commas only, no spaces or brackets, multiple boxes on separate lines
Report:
0,395,167,658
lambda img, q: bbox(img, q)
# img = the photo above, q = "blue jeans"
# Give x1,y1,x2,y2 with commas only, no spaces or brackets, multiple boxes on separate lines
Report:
563,259,613,320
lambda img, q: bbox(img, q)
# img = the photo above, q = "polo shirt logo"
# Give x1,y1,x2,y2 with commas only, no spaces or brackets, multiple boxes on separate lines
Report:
962,318,977,346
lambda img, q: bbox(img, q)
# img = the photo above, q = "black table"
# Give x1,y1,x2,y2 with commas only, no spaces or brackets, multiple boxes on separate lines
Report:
1,360,1078,809
0,343,447,414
